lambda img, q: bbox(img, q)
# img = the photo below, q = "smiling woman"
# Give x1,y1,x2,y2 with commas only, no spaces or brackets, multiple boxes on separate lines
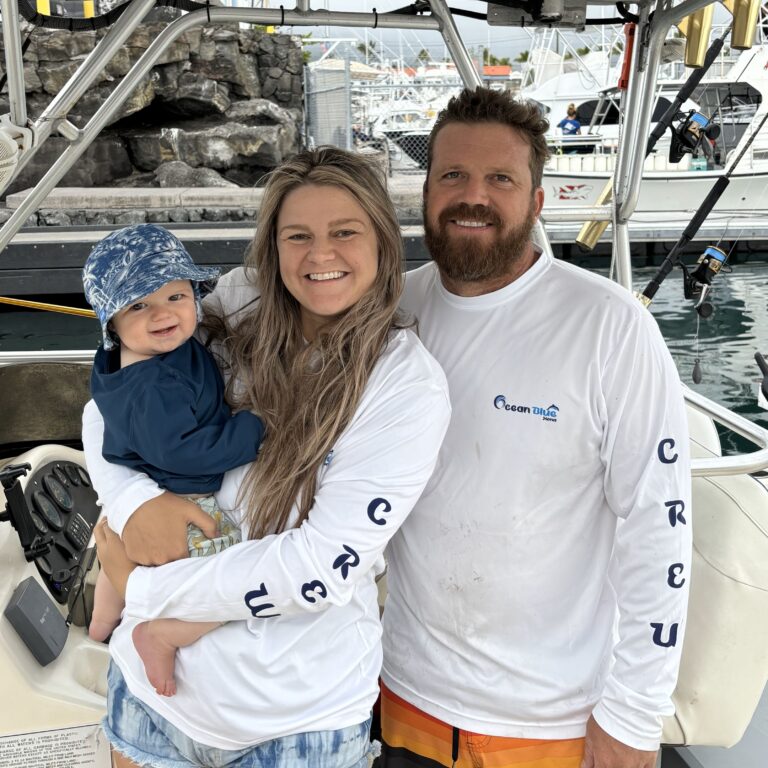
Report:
222,146,412,540
82,146,451,768
276,184,379,341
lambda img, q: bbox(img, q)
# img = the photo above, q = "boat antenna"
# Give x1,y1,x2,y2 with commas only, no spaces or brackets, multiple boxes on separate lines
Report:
0,295,96,318
639,107,768,307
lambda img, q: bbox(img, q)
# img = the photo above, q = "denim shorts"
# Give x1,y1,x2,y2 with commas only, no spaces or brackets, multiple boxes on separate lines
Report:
103,662,374,768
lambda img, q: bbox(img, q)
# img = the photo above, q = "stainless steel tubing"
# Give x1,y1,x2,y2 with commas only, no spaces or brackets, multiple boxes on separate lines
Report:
1,0,28,127
10,0,158,187
686,388,768,476
428,0,482,88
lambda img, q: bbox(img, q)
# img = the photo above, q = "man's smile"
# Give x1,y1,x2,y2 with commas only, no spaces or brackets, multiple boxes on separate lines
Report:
452,219,492,229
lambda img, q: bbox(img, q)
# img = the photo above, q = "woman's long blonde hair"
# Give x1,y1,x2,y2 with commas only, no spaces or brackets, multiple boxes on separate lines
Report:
220,147,406,539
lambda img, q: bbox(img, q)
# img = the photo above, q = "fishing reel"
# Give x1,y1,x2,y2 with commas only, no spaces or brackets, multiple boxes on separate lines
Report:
669,110,721,163
682,245,729,318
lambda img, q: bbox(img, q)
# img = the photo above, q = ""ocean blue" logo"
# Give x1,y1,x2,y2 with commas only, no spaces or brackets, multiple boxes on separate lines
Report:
494,395,559,422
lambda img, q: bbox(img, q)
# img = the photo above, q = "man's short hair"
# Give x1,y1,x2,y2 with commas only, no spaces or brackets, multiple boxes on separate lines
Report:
427,87,551,189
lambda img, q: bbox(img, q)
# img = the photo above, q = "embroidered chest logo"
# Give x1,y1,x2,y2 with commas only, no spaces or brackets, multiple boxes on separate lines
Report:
494,395,560,422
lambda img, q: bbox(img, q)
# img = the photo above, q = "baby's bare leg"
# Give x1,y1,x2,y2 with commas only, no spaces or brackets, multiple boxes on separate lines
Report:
89,571,125,642
132,619,222,697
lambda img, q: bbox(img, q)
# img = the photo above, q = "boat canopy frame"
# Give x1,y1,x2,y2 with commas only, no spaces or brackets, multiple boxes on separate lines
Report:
0,0,767,475
0,0,719,282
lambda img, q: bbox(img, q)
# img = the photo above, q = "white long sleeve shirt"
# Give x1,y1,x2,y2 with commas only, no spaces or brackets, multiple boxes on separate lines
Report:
382,253,692,751
82,268,451,749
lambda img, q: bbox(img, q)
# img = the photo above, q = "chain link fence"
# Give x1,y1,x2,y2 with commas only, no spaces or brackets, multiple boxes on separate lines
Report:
304,64,353,151
304,62,462,176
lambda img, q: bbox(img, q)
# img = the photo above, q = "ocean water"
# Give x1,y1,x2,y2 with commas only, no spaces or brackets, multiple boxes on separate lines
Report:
641,262,768,442
1,262,767,441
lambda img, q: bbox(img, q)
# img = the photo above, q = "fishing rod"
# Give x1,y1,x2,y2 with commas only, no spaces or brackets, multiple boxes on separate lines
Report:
577,26,730,249
646,27,730,157
638,107,768,310
0,295,95,318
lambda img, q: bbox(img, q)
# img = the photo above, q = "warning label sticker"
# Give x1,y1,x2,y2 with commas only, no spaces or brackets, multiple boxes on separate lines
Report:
0,723,110,768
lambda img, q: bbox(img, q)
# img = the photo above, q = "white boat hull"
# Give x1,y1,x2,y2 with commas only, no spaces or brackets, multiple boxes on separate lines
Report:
544,168,762,213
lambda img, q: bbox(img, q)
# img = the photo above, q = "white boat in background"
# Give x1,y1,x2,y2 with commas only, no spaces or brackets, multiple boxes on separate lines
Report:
543,44,768,219
336,22,768,230
1,3,768,768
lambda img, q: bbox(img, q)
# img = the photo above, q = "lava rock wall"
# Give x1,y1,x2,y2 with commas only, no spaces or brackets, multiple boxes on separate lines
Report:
0,17,304,194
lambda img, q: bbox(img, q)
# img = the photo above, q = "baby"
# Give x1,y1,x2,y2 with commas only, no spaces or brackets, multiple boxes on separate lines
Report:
83,224,264,696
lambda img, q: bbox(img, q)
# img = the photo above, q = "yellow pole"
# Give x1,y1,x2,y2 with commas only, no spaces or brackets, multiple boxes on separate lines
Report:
0,296,96,318
677,6,714,68
575,179,613,250
722,0,761,49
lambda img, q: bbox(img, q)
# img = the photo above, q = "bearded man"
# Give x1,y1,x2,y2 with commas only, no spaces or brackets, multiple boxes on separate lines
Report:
380,87,692,768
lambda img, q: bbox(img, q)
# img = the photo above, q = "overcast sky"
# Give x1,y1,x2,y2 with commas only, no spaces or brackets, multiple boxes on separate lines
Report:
265,2,735,65
269,1,540,63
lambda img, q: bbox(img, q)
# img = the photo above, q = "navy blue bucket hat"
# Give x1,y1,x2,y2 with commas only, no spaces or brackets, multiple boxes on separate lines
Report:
83,224,220,350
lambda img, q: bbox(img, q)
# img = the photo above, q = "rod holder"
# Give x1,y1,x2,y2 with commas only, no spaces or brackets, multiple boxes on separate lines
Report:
723,0,761,49
575,179,613,250
677,6,714,68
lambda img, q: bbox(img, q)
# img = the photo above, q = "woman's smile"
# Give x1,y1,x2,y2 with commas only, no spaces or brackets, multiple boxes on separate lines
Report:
306,271,348,281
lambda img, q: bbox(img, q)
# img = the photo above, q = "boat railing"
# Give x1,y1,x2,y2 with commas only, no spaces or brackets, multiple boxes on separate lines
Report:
685,388,768,476
547,134,608,154
545,150,695,174
0,350,95,365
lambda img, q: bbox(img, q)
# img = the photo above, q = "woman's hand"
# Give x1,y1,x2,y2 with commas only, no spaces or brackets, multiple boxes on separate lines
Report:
121,492,218,565
94,519,138,601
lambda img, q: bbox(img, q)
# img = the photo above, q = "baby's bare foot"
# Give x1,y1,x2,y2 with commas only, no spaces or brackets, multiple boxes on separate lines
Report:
132,622,178,697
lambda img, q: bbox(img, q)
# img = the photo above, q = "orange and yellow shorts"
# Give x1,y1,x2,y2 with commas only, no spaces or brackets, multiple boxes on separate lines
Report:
379,682,585,768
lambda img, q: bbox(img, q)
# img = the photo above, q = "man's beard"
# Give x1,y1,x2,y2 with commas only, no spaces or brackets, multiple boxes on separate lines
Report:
423,200,537,284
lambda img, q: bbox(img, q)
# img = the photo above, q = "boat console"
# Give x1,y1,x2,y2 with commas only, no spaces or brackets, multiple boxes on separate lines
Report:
2,455,100,609
0,445,110,766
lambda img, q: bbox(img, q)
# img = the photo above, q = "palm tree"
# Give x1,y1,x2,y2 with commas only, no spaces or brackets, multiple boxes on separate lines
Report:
484,50,512,66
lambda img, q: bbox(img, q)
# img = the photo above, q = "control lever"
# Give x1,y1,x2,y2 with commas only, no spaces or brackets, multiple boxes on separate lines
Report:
0,462,31,490
0,462,51,558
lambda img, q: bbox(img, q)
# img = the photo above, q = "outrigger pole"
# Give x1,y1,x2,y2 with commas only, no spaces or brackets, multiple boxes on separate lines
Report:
639,107,768,306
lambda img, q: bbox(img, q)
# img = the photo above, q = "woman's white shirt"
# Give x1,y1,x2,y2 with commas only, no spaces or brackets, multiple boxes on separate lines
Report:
81,267,451,749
